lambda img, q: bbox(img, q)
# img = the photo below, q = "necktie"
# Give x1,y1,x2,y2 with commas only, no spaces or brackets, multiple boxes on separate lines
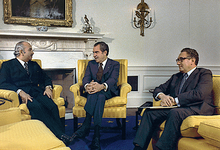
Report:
96,63,103,82
24,62,29,75
179,73,188,94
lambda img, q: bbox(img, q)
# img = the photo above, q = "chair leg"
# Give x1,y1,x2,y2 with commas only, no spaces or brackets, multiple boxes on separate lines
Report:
60,117,65,132
122,118,126,140
135,111,139,130
116,118,122,128
74,116,78,132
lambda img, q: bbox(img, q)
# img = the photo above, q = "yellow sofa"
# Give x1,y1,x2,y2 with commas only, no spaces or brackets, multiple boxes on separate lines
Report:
0,107,71,150
145,75,220,150
70,59,132,139
0,59,66,126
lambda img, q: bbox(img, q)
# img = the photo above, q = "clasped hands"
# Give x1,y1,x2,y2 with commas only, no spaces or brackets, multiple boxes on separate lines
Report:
159,93,177,107
19,87,53,104
85,80,105,94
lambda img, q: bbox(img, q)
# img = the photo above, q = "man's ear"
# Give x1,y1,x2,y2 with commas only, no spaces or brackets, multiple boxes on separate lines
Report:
191,58,196,65
104,50,107,56
19,50,24,56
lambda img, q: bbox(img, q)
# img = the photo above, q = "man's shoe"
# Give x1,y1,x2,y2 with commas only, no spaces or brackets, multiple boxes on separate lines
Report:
133,145,143,150
60,134,74,146
90,136,101,150
72,126,90,139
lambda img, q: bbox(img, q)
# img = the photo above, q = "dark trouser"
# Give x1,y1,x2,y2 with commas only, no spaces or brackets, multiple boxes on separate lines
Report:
133,107,197,150
84,92,106,126
27,89,64,138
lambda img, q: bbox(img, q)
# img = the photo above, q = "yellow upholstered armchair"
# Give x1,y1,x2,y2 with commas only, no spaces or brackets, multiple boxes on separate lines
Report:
143,75,220,150
70,59,132,139
0,59,66,128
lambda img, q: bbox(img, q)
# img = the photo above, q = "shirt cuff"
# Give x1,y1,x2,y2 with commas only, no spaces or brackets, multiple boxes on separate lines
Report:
175,97,180,107
45,85,53,90
17,89,22,95
155,92,163,100
103,83,108,92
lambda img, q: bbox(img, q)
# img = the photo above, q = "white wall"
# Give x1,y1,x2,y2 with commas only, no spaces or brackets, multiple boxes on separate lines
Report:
0,0,219,107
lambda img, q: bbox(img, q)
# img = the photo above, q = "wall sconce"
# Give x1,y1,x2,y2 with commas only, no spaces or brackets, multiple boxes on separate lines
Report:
133,0,153,36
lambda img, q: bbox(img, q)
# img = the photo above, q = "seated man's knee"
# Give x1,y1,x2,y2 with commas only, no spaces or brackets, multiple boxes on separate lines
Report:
167,109,182,119
97,93,105,101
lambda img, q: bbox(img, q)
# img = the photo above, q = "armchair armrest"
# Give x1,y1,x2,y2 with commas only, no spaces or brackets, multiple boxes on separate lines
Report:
19,103,30,115
52,85,63,99
0,107,21,126
70,83,82,100
120,83,132,98
0,89,20,108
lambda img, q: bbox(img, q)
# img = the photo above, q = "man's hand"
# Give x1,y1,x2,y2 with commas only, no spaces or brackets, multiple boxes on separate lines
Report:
158,93,176,107
19,90,33,104
85,80,105,94
44,87,53,99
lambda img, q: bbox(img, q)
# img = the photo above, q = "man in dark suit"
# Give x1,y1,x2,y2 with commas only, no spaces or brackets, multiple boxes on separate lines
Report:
133,48,215,150
72,41,120,150
0,41,73,145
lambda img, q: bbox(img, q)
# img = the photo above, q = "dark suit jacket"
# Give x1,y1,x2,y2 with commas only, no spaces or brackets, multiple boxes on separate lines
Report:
83,58,120,99
153,68,214,115
0,58,52,96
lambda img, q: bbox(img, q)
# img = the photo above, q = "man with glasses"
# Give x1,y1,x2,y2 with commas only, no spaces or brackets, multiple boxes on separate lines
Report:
133,48,215,150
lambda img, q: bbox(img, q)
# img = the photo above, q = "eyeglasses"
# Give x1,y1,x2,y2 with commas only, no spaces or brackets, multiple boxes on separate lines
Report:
176,57,191,62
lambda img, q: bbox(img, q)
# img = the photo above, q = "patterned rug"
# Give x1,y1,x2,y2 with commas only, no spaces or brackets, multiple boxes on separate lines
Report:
65,116,139,150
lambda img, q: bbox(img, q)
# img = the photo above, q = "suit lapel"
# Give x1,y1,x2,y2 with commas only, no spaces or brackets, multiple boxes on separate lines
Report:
92,61,99,80
103,59,111,75
181,68,198,92
175,73,183,95
14,59,28,75
28,61,34,77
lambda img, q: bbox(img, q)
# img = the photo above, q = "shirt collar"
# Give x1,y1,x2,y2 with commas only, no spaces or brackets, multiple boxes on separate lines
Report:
186,67,197,78
16,58,27,67
100,58,108,69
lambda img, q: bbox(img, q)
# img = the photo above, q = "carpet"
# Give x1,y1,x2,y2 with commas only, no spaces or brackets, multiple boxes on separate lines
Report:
65,116,140,150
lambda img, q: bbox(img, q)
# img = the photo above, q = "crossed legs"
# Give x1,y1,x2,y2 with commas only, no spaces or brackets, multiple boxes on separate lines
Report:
133,108,197,150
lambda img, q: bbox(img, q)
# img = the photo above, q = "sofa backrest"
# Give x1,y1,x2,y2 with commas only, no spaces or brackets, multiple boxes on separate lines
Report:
212,75,220,114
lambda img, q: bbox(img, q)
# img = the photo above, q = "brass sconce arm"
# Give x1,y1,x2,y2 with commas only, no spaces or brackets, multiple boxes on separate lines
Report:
133,0,153,36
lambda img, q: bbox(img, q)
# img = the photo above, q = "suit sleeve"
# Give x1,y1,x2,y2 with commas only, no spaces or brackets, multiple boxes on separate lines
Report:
35,62,53,89
83,62,92,86
153,74,175,100
103,61,119,90
0,62,19,92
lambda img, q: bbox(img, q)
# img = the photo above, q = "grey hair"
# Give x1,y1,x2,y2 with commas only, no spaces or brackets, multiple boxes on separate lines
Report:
14,41,26,57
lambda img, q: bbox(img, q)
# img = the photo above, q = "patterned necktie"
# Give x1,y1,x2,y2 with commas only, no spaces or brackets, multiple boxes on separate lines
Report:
179,73,188,94
96,63,103,82
24,62,29,75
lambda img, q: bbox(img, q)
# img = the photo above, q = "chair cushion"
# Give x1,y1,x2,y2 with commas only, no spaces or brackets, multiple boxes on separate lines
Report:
73,105,127,118
0,120,66,150
160,115,220,137
212,75,220,114
77,96,127,107
198,119,220,148
0,107,21,126
178,137,219,150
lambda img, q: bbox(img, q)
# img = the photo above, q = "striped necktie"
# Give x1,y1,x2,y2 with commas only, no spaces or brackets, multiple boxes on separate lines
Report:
179,73,188,94
24,62,29,75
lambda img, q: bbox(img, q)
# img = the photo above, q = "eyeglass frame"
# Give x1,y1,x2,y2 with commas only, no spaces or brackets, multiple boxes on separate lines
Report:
176,57,191,62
